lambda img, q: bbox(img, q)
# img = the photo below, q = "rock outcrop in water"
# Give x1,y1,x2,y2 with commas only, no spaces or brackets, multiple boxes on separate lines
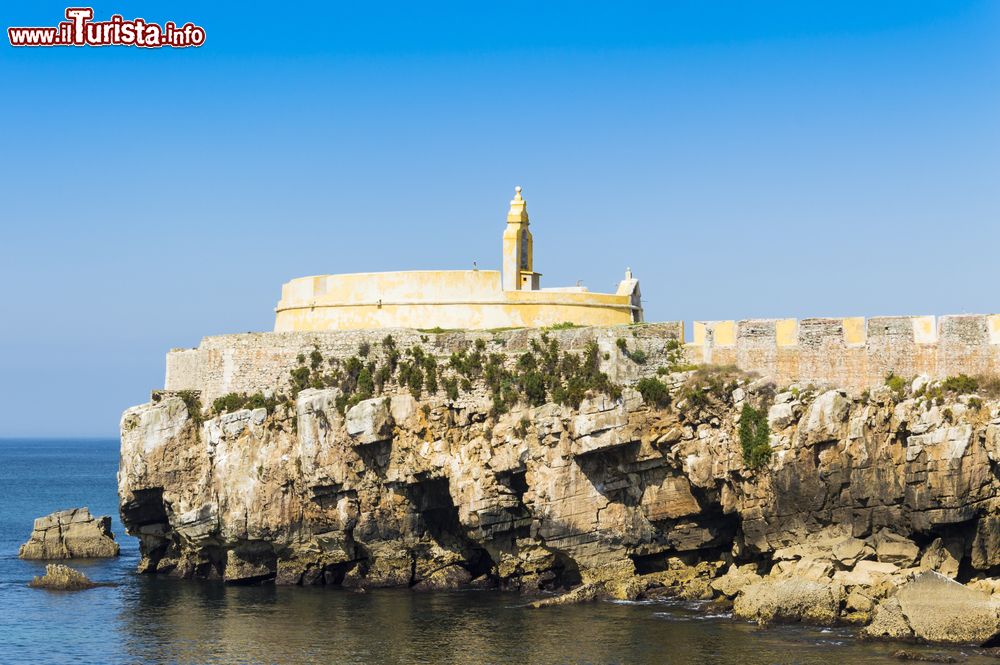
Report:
28,564,97,590
119,328,1000,644
19,508,120,559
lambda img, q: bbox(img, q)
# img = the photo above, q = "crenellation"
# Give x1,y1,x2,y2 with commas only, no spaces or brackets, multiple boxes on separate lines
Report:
688,312,1000,391
736,319,778,346
797,318,847,349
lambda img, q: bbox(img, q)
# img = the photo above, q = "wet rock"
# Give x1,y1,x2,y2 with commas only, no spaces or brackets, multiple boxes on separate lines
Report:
529,583,600,608
224,543,276,584
890,649,957,663
864,597,914,641
28,564,96,591
412,564,473,591
710,564,763,599
19,508,119,560
733,579,840,625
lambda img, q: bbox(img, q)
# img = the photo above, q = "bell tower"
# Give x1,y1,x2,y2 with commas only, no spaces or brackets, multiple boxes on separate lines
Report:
502,186,540,291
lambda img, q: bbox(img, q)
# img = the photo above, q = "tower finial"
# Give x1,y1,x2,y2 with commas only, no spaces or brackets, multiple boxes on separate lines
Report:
507,185,528,223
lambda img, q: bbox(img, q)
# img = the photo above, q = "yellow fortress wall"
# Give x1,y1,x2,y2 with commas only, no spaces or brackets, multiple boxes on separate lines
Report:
273,269,639,331
273,187,643,331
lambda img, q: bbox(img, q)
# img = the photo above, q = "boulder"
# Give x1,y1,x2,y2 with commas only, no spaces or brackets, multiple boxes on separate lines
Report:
875,531,921,567
19,508,119,559
345,397,393,445
918,538,962,579
863,597,913,641
833,537,874,567
733,578,840,625
710,563,763,598
834,560,899,587
895,572,1000,644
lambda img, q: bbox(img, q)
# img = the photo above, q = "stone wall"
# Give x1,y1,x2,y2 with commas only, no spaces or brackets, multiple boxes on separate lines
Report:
164,323,685,402
693,314,1000,391
165,313,1000,400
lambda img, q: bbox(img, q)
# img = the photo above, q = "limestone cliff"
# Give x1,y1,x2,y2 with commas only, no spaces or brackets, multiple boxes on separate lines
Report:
119,328,1000,644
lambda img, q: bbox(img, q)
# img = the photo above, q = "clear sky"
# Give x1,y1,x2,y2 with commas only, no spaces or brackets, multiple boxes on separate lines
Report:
2,1,998,437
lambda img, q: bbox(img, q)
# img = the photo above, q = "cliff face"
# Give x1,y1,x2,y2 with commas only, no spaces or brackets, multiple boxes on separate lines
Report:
119,329,1000,643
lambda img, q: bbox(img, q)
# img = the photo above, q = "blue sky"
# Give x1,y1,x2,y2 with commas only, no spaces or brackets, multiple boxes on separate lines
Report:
2,1,998,436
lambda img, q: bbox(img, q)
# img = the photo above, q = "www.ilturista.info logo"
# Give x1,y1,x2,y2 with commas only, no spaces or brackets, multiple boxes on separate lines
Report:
8,8,205,48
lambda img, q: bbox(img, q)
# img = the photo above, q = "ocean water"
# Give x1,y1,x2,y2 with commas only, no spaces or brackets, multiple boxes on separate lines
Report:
0,438,994,665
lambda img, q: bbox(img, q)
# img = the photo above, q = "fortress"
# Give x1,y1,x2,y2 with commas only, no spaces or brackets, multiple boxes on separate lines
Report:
163,187,1000,398
273,187,643,332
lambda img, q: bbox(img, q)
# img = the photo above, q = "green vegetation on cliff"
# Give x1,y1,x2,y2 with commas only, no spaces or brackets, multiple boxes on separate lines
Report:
739,403,771,469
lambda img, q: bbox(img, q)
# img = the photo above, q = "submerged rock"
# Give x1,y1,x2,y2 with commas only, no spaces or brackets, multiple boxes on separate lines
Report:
28,564,96,591
19,508,119,560
890,650,957,663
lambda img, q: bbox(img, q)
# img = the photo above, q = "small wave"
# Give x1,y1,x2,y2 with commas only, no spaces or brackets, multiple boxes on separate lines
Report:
652,611,733,622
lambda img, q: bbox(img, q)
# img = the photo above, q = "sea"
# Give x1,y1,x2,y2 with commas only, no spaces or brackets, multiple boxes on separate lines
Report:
0,438,995,665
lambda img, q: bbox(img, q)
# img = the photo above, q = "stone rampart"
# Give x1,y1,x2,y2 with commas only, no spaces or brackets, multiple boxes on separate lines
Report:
692,314,1000,391
164,323,685,401
164,314,1000,400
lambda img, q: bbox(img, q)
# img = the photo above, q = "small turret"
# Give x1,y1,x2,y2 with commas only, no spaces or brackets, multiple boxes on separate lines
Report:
616,267,643,323
502,186,541,291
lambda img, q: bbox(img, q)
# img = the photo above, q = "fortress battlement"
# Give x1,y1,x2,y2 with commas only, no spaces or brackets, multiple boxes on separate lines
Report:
163,313,1000,402
689,313,1000,390
162,188,999,398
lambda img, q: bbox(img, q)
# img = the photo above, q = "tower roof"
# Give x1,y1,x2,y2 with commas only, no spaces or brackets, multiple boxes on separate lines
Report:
507,185,529,224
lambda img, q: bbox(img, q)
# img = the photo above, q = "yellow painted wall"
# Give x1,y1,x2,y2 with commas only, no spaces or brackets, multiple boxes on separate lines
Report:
274,270,637,331
692,321,736,347
912,315,937,344
843,317,865,346
989,315,1000,345
775,319,798,347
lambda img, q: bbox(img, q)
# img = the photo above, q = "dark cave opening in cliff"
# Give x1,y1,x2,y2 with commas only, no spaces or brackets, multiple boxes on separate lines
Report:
121,487,169,528
406,477,496,581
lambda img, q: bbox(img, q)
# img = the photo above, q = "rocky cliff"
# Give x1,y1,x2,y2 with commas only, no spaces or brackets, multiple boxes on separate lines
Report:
119,328,1000,644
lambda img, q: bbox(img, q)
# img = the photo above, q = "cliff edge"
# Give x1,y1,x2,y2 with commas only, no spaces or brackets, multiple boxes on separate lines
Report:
119,327,1000,644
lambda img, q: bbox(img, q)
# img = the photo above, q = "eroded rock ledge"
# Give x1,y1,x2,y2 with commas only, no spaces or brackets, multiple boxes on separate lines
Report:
120,331,1000,645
